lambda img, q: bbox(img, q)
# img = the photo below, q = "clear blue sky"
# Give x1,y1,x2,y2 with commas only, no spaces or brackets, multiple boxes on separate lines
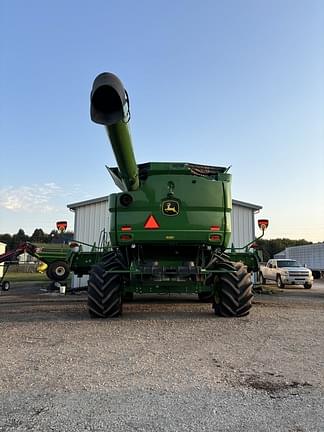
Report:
1,0,323,241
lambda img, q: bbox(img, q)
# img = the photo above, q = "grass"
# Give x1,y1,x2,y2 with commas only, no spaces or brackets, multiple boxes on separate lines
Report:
4,271,72,282
4,272,49,282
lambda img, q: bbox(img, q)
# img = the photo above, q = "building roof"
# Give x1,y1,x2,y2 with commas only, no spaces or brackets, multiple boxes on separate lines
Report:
232,199,262,211
67,196,262,211
67,196,109,210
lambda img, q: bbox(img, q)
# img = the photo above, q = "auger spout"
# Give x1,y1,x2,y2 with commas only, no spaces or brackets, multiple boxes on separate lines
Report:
90,72,139,191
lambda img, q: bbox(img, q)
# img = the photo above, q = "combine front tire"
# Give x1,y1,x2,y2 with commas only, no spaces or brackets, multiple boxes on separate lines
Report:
214,262,253,317
87,252,125,318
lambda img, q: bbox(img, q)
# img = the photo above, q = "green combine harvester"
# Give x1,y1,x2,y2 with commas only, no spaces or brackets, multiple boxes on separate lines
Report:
87,72,267,318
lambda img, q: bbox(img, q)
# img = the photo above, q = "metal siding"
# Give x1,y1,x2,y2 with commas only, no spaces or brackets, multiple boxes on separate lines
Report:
73,201,109,250
229,204,255,248
72,200,109,288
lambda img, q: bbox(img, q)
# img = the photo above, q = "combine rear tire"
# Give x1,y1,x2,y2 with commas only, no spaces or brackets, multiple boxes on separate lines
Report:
46,261,70,282
88,252,125,318
214,262,253,317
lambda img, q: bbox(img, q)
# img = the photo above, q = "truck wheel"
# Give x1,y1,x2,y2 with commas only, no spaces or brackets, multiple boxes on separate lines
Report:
46,261,70,282
312,271,321,279
1,281,10,291
261,274,266,285
304,283,312,289
276,275,285,289
214,262,253,317
88,251,126,318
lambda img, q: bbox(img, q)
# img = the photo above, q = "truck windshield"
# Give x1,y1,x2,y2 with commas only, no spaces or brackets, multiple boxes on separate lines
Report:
277,260,300,268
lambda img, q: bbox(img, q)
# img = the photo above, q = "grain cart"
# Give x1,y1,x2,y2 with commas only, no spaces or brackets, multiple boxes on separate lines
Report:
88,72,260,318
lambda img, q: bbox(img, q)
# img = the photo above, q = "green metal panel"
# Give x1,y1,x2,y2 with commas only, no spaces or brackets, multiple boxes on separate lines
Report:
34,250,70,265
110,165,232,248
70,251,104,276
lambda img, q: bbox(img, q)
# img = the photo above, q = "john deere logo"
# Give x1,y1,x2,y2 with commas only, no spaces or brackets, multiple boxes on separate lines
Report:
162,200,179,216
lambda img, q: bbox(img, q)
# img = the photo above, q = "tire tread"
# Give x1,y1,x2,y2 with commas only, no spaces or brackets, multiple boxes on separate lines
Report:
87,251,124,318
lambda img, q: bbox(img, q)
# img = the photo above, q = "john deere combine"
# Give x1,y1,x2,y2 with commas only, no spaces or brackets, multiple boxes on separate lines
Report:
88,72,261,318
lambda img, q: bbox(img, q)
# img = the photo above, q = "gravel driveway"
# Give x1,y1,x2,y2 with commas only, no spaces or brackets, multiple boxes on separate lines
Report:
0,280,324,431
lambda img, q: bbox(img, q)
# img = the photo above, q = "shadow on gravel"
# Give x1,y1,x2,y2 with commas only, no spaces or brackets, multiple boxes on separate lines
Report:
0,290,247,323
6,281,323,323
242,374,313,396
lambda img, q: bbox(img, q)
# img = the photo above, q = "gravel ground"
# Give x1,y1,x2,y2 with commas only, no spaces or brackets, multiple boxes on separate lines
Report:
0,280,324,431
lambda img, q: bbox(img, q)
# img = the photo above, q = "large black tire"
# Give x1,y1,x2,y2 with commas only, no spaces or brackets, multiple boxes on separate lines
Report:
46,261,70,282
87,251,125,318
304,282,312,289
214,262,253,317
261,274,266,285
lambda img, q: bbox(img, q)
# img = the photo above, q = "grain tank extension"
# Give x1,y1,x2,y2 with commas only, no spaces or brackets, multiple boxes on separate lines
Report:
88,72,253,318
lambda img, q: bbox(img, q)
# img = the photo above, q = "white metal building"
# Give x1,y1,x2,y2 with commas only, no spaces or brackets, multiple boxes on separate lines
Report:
67,196,262,287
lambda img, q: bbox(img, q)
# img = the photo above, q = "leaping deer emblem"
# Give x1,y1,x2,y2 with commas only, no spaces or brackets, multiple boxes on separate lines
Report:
166,203,177,213
163,201,179,215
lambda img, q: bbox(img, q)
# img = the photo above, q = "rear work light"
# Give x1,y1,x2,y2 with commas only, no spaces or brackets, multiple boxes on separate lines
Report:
210,225,220,231
258,219,269,231
144,215,160,229
209,234,221,241
120,194,133,207
121,225,132,231
56,221,67,232
120,234,132,241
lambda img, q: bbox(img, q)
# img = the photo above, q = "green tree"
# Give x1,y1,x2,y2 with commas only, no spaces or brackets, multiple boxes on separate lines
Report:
12,229,28,249
30,228,47,244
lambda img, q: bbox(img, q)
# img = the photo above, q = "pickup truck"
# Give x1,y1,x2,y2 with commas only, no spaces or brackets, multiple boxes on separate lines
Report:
260,259,313,289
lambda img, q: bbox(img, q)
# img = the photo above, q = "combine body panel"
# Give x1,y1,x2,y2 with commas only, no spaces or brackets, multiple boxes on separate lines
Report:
110,162,232,248
87,72,255,318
